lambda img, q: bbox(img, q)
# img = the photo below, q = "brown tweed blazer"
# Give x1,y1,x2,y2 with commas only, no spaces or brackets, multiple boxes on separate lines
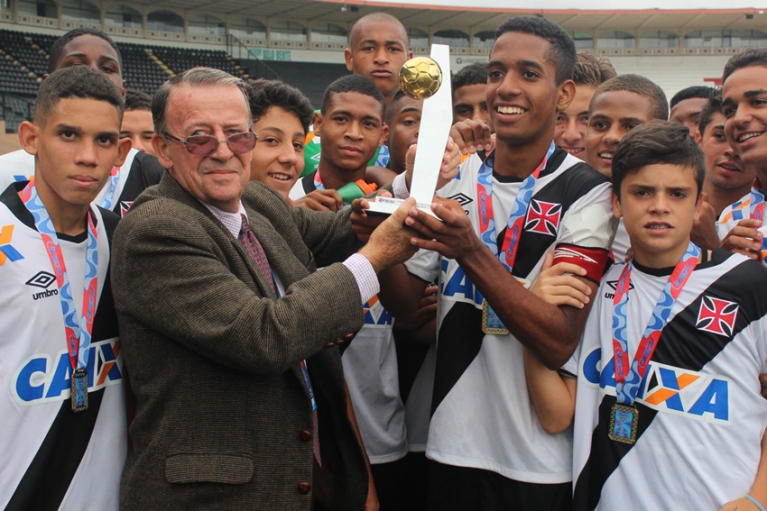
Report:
112,174,369,510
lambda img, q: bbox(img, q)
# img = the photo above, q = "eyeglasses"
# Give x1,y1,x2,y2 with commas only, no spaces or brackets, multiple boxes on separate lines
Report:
163,130,257,156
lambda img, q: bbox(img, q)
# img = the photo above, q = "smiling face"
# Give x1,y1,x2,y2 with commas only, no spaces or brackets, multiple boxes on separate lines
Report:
697,111,753,192
315,91,386,179
53,34,125,94
486,31,573,150
21,97,128,220
584,90,655,178
249,106,305,198
153,83,252,213
554,84,595,159
345,20,412,100
613,163,701,268
723,65,767,171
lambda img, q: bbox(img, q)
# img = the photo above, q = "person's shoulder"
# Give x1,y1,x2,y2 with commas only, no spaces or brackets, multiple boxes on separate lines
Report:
130,150,166,184
243,180,291,209
553,152,611,192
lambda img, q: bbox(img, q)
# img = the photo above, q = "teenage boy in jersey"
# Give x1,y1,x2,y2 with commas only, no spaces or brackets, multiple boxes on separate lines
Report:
120,89,156,156
380,17,615,510
247,79,314,201
0,28,164,217
692,91,756,250
289,74,408,510
0,65,130,510
303,13,411,177
718,49,767,263
583,74,668,261
291,75,388,211
569,119,767,511
670,85,715,139
554,52,616,160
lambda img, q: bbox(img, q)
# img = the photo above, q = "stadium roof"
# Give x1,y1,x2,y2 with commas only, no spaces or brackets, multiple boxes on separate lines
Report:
127,0,767,33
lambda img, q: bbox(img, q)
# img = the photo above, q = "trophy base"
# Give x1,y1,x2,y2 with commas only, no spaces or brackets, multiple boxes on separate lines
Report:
365,196,437,218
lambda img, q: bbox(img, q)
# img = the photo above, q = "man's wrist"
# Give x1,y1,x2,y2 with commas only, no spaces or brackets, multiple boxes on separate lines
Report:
344,252,380,304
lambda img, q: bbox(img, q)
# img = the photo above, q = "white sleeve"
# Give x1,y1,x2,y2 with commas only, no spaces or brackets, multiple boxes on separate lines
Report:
404,248,440,283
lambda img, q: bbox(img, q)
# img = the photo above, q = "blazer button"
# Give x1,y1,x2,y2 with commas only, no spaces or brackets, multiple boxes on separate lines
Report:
299,429,313,442
298,482,312,494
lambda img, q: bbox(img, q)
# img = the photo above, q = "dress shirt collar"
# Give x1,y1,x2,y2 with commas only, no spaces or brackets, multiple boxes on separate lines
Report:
201,200,246,238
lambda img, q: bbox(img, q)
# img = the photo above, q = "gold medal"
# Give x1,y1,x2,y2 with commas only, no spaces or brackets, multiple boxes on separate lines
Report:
482,300,509,335
608,403,638,444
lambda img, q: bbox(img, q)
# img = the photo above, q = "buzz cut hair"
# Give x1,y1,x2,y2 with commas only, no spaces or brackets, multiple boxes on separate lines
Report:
670,85,715,109
349,12,409,51
34,66,124,127
248,79,314,134
573,52,616,87
612,120,705,200
591,74,669,121
493,16,576,85
320,74,386,118
452,62,488,92
152,67,251,136
723,48,767,84
48,27,123,74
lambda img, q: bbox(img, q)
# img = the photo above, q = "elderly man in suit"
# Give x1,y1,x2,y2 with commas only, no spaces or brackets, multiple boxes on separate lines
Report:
111,67,423,511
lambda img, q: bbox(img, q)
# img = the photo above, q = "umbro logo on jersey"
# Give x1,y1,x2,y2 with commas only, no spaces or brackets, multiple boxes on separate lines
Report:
696,296,739,337
0,224,24,266
120,201,134,217
447,193,473,208
604,279,634,299
25,270,59,300
524,200,561,236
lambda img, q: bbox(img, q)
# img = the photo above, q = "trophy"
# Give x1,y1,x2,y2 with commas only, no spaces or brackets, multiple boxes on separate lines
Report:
365,44,453,216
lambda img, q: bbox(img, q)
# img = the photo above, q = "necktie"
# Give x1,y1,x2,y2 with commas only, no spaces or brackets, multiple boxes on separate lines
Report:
238,214,321,465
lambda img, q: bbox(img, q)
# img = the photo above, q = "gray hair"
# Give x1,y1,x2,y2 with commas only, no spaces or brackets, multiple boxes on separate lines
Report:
152,67,251,135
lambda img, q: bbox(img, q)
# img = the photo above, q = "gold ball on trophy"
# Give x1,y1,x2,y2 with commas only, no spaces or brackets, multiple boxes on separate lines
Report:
399,57,443,100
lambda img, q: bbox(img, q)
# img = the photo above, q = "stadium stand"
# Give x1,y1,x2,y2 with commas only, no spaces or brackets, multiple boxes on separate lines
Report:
260,61,349,107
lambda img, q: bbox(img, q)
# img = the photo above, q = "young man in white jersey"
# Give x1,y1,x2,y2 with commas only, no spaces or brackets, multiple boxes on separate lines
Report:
380,16,615,510
0,28,164,217
0,66,130,510
569,119,767,511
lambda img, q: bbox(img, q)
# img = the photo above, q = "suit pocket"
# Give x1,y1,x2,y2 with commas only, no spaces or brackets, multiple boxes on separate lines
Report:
165,454,254,484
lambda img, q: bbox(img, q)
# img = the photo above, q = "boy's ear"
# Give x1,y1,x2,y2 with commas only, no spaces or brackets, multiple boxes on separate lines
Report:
152,133,173,170
379,123,389,148
18,121,39,156
113,137,132,168
610,189,623,220
557,79,576,113
694,129,703,147
313,111,324,138
344,48,354,72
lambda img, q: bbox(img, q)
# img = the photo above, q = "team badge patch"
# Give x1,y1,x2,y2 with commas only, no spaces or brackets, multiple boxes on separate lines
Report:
524,200,561,236
696,295,739,337
120,201,134,217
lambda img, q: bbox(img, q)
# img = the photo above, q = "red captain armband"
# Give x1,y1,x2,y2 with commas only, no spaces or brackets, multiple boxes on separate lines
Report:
552,243,611,284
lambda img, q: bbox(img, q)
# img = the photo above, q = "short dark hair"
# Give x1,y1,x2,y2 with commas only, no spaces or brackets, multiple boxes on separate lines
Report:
320,74,385,118
723,48,767,84
698,88,723,136
247,79,314,134
452,62,488,94
670,85,714,109
48,28,123,74
612,120,705,199
592,74,669,121
152,67,250,136
573,52,616,87
125,89,151,112
35,66,124,127
494,16,576,85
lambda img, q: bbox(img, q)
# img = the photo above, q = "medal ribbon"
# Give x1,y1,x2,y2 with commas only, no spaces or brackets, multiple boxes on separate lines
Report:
612,242,700,405
313,170,325,191
19,181,99,372
477,141,555,272
100,165,121,211
750,179,764,222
